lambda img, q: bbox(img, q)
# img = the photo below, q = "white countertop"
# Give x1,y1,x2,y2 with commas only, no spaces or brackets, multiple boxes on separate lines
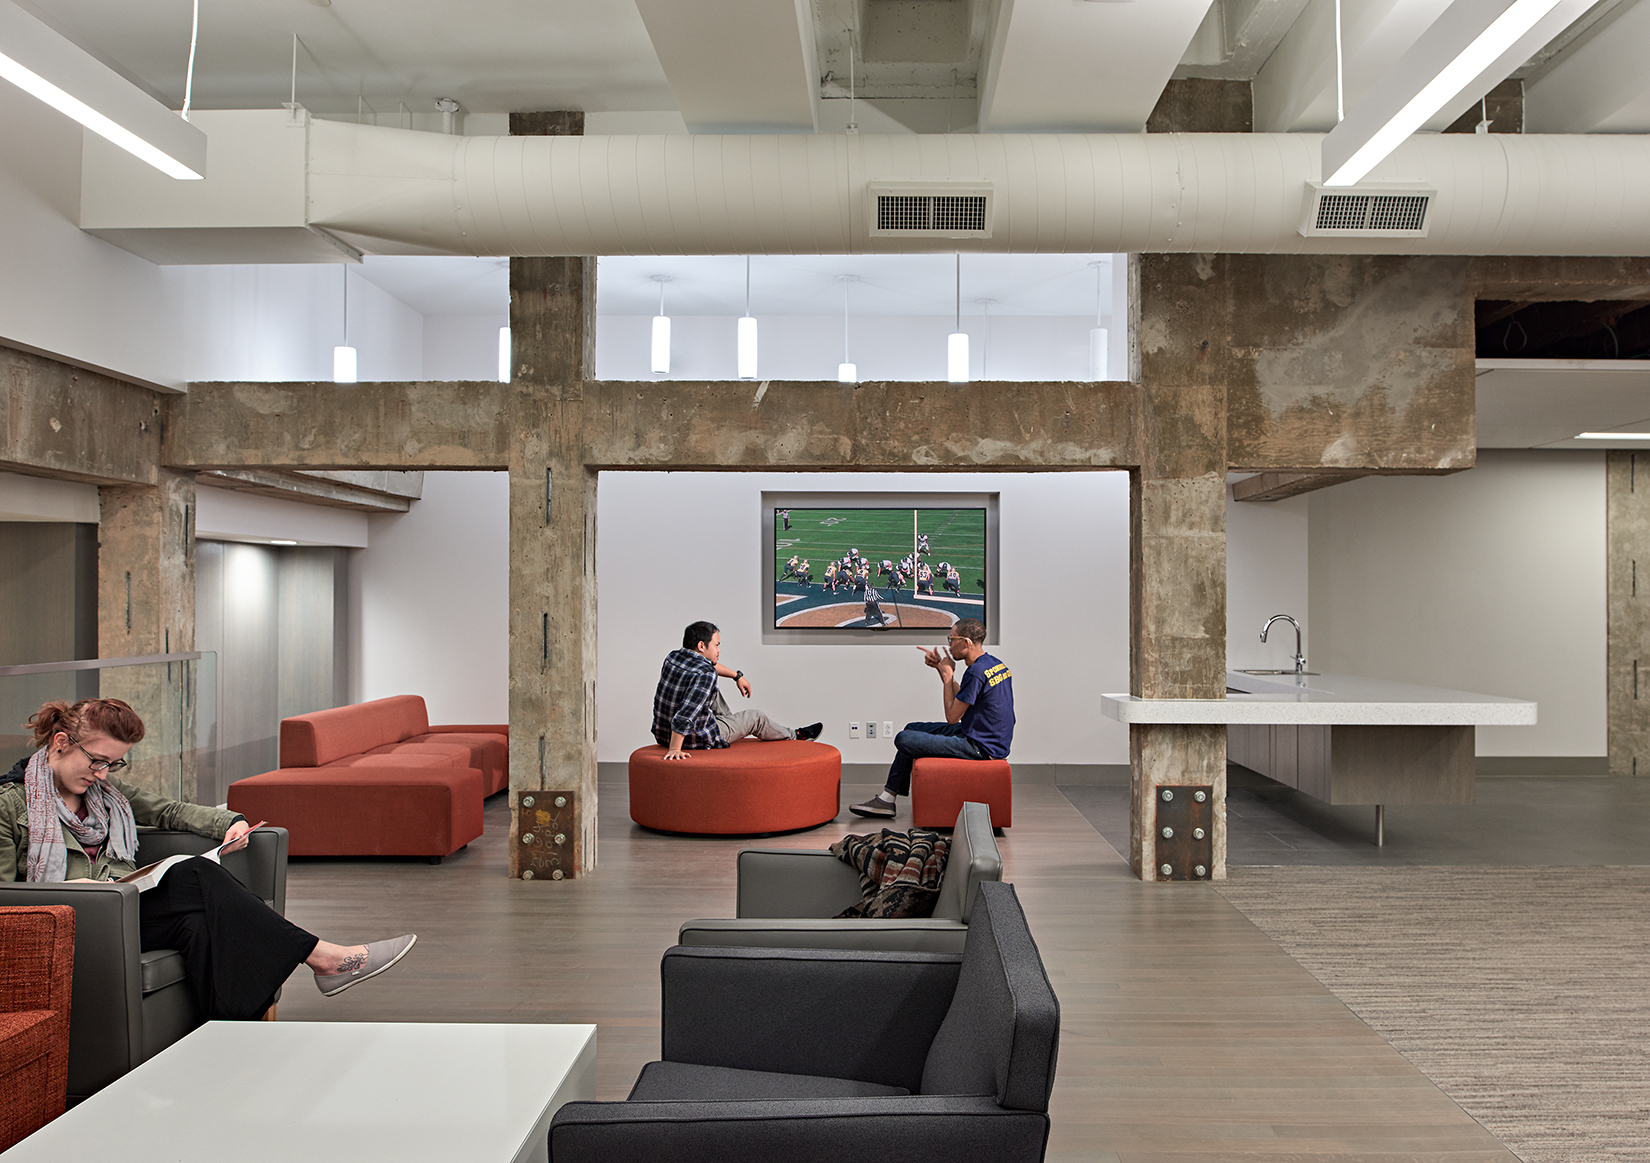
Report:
1101,671,1538,726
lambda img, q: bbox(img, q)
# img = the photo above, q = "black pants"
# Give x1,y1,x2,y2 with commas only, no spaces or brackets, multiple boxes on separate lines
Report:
139,857,318,1021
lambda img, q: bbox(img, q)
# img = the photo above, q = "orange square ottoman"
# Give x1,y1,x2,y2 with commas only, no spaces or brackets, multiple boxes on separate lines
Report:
628,738,840,835
911,757,1012,829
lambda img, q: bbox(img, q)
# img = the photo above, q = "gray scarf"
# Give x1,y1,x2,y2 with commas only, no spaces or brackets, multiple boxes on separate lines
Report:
24,746,138,882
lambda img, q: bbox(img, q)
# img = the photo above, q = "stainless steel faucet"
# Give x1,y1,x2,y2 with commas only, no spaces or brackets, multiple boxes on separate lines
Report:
1261,614,1306,674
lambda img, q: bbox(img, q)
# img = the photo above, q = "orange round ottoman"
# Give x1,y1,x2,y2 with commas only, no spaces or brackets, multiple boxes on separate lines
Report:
628,739,841,835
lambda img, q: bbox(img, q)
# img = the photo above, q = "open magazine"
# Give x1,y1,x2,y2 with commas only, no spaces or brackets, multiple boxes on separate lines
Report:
116,821,267,892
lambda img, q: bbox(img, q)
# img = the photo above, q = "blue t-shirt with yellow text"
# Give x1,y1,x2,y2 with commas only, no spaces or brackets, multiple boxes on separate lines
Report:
956,652,1015,759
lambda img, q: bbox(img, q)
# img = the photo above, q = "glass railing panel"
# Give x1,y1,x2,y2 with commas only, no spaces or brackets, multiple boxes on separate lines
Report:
0,652,219,806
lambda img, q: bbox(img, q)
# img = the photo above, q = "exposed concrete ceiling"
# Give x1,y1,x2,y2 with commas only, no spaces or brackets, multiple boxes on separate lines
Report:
12,0,1645,135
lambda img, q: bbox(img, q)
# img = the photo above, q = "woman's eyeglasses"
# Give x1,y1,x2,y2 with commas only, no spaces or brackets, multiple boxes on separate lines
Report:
77,743,129,773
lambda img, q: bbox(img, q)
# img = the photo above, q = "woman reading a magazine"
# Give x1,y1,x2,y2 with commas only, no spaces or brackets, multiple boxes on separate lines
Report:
1,698,416,1019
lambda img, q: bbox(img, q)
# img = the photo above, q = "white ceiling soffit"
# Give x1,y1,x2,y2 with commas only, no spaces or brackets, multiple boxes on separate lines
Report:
20,0,673,118
1256,0,1455,132
632,0,818,133
979,0,1216,132
1525,0,1650,132
1476,360,1650,448
1323,0,1601,181
1176,0,1315,79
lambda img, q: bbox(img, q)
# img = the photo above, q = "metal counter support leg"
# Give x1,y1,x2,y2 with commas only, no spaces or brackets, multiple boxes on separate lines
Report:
1376,804,1385,847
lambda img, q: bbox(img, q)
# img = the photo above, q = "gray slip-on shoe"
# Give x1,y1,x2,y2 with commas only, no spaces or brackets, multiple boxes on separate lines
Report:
848,796,896,819
315,933,417,998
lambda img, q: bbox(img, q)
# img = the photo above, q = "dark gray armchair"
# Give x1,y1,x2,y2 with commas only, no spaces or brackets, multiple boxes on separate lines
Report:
677,801,1002,954
551,880,1059,1163
0,826,289,1101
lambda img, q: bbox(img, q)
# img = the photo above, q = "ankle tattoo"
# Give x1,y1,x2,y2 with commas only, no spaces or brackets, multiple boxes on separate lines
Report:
335,950,367,973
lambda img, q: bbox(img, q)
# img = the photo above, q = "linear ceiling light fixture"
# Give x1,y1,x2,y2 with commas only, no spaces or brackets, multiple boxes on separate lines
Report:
1577,432,1650,440
651,276,672,375
1321,0,1586,187
947,255,969,384
738,257,758,380
0,0,206,179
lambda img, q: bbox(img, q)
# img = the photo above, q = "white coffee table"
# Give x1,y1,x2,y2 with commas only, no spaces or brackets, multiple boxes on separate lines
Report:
7,1021,597,1163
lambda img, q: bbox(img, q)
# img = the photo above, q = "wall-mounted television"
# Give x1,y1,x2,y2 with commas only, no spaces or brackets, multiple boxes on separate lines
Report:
772,506,988,632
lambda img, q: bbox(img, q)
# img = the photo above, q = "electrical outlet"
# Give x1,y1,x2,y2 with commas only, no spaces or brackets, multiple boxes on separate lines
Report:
883,721,893,740
866,720,877,739
849,721,862,740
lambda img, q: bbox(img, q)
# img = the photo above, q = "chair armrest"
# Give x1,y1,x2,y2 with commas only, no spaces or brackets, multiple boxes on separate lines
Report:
0,905,75,1013
0,881,144,1097
426,723,509,738
735,849,864,918
134,828,289,915
548,1097,1049,1163
660,945,959,1093
678,918,969,955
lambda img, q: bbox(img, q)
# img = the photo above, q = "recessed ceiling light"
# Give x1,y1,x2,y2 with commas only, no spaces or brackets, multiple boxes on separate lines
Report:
1576,432,1650,440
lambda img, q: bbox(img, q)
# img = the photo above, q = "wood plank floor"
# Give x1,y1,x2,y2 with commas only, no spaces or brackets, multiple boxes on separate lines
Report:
272,779,1516,1162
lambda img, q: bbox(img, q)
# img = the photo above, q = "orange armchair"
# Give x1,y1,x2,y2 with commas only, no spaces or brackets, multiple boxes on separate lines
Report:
0,905,76,1150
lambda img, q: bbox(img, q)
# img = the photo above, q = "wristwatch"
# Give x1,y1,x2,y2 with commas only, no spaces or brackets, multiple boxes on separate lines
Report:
734,670,744,680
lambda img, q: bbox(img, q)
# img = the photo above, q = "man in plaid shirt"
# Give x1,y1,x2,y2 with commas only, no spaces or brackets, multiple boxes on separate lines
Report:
653,621,823,760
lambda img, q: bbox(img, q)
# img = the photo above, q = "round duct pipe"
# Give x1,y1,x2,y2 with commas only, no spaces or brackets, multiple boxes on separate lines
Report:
305,123,1650,257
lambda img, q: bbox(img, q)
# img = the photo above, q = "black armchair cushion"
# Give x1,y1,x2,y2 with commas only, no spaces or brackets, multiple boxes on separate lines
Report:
920,881,1060,1111
629,1061,909,1101
550,1096,1049,1163
660,945,961,1094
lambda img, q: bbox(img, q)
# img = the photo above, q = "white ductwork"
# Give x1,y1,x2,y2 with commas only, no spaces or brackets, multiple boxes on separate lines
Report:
82,112,1650,260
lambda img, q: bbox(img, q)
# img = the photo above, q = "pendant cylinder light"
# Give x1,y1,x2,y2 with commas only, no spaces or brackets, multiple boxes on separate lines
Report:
333,266,357,383
738,257,757,379
838,274,856,383
498,326,511,382
946,254,968,383
651,275,671,375
1088,260,1108,381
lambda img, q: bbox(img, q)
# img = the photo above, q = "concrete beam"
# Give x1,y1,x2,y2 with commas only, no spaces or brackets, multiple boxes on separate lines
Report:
196,469,417,512
583,380,1138,471
1471,257,1650,301
2,346,161,486
1224,255,1477,473
162,381,513,471
1232,470,1371,502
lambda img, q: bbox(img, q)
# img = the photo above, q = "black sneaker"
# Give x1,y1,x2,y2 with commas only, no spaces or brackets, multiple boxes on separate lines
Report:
795,722,824,741
848,796,896,819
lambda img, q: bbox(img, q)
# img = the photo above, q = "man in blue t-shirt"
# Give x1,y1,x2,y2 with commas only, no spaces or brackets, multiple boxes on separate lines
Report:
850,617,1014,819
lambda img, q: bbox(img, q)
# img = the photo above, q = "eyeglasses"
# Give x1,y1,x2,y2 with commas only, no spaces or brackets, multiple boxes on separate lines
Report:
77,743,129,773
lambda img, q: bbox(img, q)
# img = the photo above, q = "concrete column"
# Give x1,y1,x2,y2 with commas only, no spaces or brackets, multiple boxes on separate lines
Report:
96,469,198,800
1130,255,1230,881
1607,451,1650,776
506,110,598,881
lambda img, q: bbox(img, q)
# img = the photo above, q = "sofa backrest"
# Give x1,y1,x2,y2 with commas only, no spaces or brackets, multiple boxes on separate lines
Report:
279,696,431,767
931,801,1002,922
918,881,1060,1111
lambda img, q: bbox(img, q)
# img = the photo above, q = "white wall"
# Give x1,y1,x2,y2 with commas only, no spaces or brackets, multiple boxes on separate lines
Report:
1226,487,1312,671
195,486,370,548
1308,450,1606,757
0,471,99,523
596,471,1131,766
596,315,1106,382
348,471,510,723
424,315,507,381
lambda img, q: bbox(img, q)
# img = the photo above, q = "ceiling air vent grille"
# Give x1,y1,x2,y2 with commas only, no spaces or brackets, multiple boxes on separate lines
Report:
1300,183,1434,238
869,181,993,238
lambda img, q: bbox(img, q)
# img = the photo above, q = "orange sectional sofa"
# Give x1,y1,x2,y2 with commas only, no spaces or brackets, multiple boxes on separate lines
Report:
227,696,507,861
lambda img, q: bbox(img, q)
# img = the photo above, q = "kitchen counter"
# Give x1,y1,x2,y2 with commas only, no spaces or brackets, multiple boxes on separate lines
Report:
1101,671,1537,727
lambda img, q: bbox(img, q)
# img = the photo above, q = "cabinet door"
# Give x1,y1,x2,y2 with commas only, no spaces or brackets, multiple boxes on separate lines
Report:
1270,725,1298,789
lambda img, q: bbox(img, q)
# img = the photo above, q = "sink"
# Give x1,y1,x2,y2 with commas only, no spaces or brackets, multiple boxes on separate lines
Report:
1235,669,1320,676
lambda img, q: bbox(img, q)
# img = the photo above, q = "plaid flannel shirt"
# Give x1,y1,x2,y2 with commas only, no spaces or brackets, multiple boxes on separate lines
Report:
652,649,726,749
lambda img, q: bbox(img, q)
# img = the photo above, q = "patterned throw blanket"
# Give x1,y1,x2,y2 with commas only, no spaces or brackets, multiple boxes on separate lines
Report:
829,828,950,919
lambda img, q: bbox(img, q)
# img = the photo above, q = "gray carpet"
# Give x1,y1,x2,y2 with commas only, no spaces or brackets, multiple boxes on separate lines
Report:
1216,866,1650,1163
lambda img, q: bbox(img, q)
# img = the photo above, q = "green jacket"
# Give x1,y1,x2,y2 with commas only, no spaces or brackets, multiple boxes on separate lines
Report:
0,758,240,882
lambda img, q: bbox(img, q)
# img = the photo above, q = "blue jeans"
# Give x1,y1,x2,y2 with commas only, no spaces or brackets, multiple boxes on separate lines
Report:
884,721,987,796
